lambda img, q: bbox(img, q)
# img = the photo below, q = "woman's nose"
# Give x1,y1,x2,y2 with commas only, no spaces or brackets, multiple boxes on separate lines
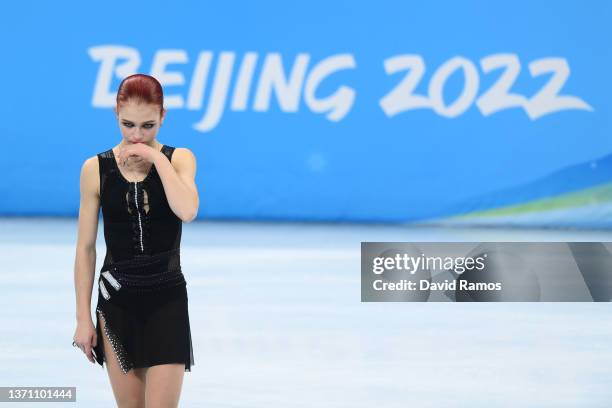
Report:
132,128,145,140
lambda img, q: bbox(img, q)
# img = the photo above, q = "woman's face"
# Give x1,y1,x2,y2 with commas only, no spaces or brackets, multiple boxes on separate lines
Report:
115,100,166,145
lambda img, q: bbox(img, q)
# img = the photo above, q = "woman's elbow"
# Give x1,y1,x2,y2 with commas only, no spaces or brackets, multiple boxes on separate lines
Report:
182,209,198,223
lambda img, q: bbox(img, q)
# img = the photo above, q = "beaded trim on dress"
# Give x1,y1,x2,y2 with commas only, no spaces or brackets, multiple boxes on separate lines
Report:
96,306,133,374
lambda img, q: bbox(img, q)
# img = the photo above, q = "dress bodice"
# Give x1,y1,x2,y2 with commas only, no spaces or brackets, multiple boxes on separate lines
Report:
96,144,182,271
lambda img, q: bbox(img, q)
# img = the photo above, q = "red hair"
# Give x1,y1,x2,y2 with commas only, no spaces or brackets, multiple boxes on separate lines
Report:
116,74,164,115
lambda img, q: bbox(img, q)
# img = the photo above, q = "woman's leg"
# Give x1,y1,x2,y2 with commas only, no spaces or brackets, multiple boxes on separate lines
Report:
144,364,185,408
98,310,147,408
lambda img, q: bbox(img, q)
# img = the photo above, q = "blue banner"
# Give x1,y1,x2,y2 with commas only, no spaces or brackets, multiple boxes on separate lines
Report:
0,1,610,227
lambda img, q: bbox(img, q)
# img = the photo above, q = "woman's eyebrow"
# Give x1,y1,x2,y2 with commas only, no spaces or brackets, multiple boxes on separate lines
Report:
121,119,157,124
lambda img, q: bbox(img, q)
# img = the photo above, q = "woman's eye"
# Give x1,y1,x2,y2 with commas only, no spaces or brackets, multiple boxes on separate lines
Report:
122,123,154,129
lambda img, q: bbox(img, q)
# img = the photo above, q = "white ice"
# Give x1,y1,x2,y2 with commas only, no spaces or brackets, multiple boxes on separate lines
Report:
1,217,611,407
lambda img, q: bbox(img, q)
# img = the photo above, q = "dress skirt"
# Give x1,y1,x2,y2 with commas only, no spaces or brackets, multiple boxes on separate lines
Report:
92,257,194,374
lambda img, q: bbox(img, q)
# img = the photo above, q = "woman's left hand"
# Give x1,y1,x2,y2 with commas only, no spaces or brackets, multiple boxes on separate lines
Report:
116,143,159,167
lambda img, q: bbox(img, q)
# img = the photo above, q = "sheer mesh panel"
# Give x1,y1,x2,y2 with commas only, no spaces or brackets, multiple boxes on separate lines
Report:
97,150,114,200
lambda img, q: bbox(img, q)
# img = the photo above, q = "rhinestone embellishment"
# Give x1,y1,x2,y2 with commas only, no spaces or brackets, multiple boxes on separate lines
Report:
134,181,144,253
102,270,122,291
99,279,111,300
96,306,132,375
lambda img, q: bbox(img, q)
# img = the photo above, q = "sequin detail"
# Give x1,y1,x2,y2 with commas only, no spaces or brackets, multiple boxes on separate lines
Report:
126,180,151,256
96,306,133,375
134,181,144,253
101,270,122,291
99,279,111,300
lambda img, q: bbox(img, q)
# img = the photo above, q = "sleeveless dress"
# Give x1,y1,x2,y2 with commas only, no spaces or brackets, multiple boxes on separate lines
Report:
92,144,195,374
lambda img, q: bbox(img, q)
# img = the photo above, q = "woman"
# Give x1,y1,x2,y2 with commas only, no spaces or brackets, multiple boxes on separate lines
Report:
72,73,198,407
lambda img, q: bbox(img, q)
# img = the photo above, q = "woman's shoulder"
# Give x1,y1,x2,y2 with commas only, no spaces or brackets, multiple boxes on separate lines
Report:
85,147,115,172
169,146,196,157
81,148,114,181
82,152,104,171
80,155,101,196
168,147,197,164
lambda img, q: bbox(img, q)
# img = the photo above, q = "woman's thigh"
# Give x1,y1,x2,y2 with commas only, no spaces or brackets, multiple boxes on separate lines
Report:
98,310,146,408
144,363,185,408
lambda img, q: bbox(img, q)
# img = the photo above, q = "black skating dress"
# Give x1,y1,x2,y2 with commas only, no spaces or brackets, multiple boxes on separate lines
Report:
92,144,194,374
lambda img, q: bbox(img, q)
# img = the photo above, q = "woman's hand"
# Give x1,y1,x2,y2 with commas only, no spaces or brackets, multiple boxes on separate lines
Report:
116,143,159,167
73,319,98,363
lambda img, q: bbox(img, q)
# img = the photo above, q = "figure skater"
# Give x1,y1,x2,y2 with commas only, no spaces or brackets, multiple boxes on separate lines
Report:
72,73,198,408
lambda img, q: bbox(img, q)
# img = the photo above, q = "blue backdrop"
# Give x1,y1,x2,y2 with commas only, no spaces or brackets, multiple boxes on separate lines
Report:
1,1,610,227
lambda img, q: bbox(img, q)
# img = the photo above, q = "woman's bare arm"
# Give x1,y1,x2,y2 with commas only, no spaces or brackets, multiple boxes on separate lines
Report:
74,156,100,323
153,147,199,222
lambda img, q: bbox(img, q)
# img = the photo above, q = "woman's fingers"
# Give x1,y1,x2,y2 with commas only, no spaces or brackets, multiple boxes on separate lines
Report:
84,343,95,363
74,335,96,363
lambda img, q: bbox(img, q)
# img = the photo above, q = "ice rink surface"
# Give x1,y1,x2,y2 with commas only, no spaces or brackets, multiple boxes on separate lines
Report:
1,217,611,407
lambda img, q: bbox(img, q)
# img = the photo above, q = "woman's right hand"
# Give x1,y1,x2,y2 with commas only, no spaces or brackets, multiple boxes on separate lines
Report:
73,319,98,363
